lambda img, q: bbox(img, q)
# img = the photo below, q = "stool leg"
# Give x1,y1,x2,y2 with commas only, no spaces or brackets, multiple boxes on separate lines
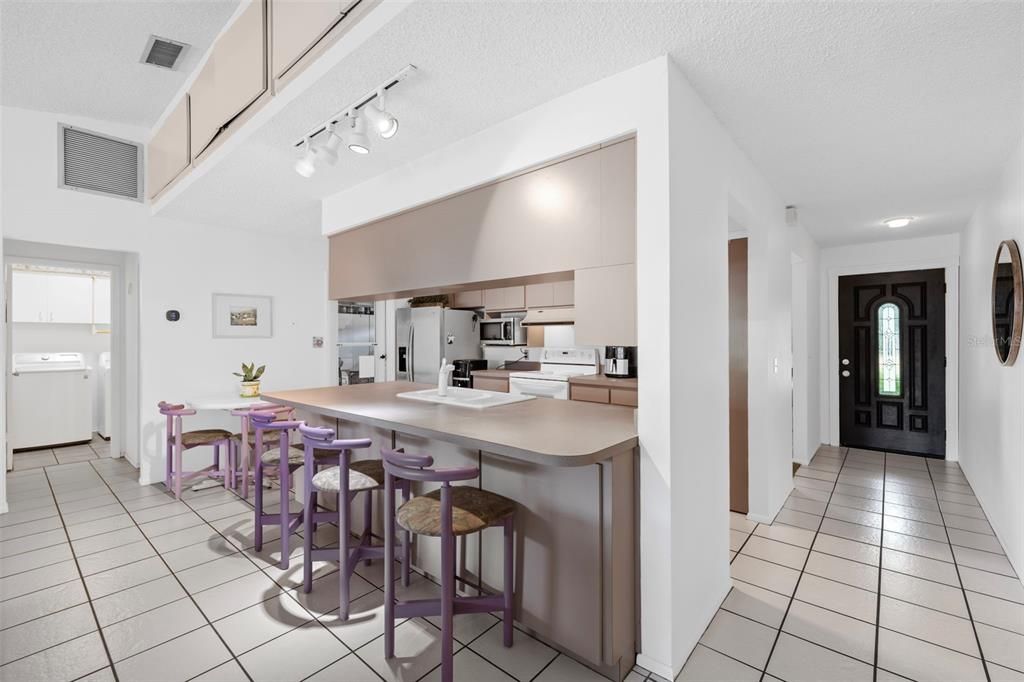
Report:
339,487,351,621
173,443,183,500
384,479,396,659
503,516,514,647
363,491,373,567
441,526,455,682
254,459,264,552
303,486,315,593
164,440,172,490
402,482,411,587
213,443,220,474
279,465,291,570
225,442,234,490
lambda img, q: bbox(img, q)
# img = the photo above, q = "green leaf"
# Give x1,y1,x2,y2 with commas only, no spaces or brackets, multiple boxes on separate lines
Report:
253,365,265,380
232,372,243,378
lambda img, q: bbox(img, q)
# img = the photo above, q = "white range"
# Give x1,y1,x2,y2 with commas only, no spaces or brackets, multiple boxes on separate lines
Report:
508,347,599,400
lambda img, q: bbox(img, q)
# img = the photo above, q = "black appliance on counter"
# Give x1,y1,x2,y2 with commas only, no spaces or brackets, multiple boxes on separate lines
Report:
604,346,637,378
452,359,488,388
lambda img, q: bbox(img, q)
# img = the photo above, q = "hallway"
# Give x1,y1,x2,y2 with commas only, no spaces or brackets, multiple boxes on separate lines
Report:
687,447,1023,681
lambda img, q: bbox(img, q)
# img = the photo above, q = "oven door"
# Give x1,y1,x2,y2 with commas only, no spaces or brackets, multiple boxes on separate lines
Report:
508,377,569,400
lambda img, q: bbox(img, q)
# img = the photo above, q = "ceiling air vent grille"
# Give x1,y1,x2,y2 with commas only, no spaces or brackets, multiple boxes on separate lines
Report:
141,35,189,70
59,124,144,201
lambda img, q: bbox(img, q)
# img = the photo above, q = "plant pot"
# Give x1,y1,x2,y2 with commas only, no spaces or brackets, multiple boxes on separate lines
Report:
239,381,261,398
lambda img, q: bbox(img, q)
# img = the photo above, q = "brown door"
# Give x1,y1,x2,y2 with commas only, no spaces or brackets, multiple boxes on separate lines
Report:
838,269,946,457
729,239,748,512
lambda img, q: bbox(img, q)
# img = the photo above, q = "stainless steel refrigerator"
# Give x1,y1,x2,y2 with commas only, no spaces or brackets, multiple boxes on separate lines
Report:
395,307,481,382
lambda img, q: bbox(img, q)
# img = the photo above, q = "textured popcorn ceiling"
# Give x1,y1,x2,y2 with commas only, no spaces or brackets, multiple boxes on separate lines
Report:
1,0,240,127
5,1,1022,245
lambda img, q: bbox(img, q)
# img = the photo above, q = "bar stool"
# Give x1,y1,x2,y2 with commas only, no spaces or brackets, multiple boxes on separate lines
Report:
228,403,293,497
298,424,412,619
158,401,232,500
381,448,517,682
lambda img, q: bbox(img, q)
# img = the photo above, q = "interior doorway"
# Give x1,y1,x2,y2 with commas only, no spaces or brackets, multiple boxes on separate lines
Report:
728,238,749,513
3,240,138,476
837,268,946,457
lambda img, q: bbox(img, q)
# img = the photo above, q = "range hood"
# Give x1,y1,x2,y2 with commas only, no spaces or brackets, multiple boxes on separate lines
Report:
521,307,575,326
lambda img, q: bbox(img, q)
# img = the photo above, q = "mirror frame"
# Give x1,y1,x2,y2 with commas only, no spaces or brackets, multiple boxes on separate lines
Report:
992,239,1023,366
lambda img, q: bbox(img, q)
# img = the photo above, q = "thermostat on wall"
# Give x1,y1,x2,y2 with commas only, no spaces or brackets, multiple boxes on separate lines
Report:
166,310,180,322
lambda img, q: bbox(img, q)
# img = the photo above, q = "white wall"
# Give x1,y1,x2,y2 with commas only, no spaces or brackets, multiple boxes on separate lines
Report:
818,233,961,456
959,137,1024,578
12,322,110,432
322,56,798,677
791,224,822,463
1,106,332,485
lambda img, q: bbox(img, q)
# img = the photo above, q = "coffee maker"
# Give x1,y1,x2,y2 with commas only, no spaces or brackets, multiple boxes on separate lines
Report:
604,346,637,378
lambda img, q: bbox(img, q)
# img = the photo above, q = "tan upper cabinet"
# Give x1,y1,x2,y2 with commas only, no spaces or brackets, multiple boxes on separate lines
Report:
484,286,525,311
574,263,636,346
271,0,346,80
147,96,190,199
450,289,483,309
526,280,574,308
190,0,268,158
600,138,637,266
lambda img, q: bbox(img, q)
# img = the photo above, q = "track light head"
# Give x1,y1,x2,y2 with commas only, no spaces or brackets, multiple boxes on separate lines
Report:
294,140,317,178
319,123,343,166
347,113,370,154
363,91,398,139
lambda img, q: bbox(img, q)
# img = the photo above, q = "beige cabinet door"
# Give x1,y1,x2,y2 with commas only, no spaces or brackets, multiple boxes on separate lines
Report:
600,138,637,266
552,279,575,306
525,283,553,308
503,285,525,310
271,0,345,80
147,96,190,199
190,0,267,158
575,264,636,346
450,289,483,309
483,288,504,310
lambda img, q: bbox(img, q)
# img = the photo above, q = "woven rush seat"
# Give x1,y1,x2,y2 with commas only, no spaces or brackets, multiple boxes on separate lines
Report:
397,487,516,537
259,444,345,466
181,429,232,449
311,460,385,493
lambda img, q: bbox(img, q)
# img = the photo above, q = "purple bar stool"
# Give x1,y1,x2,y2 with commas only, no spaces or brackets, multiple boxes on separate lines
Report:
158,401,232,500
382,449,517,682
298,425,412,619
228,403,293,497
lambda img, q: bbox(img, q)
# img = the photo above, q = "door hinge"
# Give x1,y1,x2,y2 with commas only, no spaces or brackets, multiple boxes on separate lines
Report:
944,356,947,368
943,282,948,294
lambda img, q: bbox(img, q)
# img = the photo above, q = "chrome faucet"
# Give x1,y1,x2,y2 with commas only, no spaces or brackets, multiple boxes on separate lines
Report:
438,357,455,396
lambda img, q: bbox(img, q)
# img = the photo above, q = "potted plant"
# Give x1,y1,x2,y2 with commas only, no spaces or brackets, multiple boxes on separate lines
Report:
233,362,265,397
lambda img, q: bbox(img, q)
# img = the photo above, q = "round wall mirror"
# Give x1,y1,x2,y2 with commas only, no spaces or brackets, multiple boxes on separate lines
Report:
992,239,1023,365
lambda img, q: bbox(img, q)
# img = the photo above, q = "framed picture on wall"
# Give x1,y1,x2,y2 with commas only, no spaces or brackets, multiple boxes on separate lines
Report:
212,293,273,338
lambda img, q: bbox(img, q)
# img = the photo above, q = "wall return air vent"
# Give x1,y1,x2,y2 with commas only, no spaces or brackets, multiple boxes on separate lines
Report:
140,35,189,70
58,124,144,201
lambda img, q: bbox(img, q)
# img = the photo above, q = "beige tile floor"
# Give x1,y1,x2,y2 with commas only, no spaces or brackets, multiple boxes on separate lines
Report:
686,446,1024,682
1,444,639,682
4,444,1021,681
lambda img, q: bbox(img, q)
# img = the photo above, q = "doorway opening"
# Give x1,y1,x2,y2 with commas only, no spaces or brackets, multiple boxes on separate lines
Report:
4,240,138,478
728,237,749,513
837,268,946,458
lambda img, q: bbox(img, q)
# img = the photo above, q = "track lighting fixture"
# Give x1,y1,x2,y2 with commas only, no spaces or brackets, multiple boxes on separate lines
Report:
362,90,399,139
289,64,416,178
346,113,370,155
293,139,317,178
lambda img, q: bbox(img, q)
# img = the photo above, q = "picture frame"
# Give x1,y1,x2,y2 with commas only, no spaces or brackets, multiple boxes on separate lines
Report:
212,293,273,338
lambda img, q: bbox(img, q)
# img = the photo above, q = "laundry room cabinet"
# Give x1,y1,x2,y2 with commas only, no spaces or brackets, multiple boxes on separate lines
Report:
11,271,106,324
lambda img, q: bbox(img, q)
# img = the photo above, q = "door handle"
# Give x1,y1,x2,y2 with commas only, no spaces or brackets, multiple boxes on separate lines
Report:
408,326,415,382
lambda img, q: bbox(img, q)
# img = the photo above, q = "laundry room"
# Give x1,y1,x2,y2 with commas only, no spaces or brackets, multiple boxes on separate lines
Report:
7,262,113,468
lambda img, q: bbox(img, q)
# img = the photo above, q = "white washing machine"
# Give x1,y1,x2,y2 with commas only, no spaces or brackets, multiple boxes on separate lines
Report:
97,351,111,440
10,352,93,450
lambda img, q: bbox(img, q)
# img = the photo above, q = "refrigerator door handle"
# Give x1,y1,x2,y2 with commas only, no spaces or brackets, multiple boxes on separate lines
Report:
408,325,415,383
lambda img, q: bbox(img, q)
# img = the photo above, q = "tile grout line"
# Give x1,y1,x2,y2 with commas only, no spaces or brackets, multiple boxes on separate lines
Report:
924,459,992,682
871,452,887,682
757,446,850,682
83,459,257,682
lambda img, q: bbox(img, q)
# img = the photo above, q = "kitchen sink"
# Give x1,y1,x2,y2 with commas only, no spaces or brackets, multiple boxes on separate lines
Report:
397,387,536,409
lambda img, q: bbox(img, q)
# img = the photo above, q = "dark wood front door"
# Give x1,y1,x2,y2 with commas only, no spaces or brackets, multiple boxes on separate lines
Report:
838,269,946,457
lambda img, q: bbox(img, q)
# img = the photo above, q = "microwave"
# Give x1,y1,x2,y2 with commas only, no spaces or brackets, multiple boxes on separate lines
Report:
480,317,526,345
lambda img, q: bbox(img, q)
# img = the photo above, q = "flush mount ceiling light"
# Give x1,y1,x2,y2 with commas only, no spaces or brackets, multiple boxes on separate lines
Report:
346,113,370,155
294,140,317,178
883,216,915,229
290,64,416,177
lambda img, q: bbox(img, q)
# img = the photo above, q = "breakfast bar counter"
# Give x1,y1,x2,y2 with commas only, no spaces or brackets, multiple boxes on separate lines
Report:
260,381,639,681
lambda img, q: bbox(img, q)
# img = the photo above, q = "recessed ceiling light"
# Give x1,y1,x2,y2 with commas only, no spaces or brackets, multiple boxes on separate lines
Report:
883,216,914,229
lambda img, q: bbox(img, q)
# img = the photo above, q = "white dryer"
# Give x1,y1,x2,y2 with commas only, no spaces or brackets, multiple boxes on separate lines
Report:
10,352,93,450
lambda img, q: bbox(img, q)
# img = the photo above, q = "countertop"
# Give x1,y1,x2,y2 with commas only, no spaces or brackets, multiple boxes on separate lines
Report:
471,369,514,379
568,374,638,390
260,382,637,467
